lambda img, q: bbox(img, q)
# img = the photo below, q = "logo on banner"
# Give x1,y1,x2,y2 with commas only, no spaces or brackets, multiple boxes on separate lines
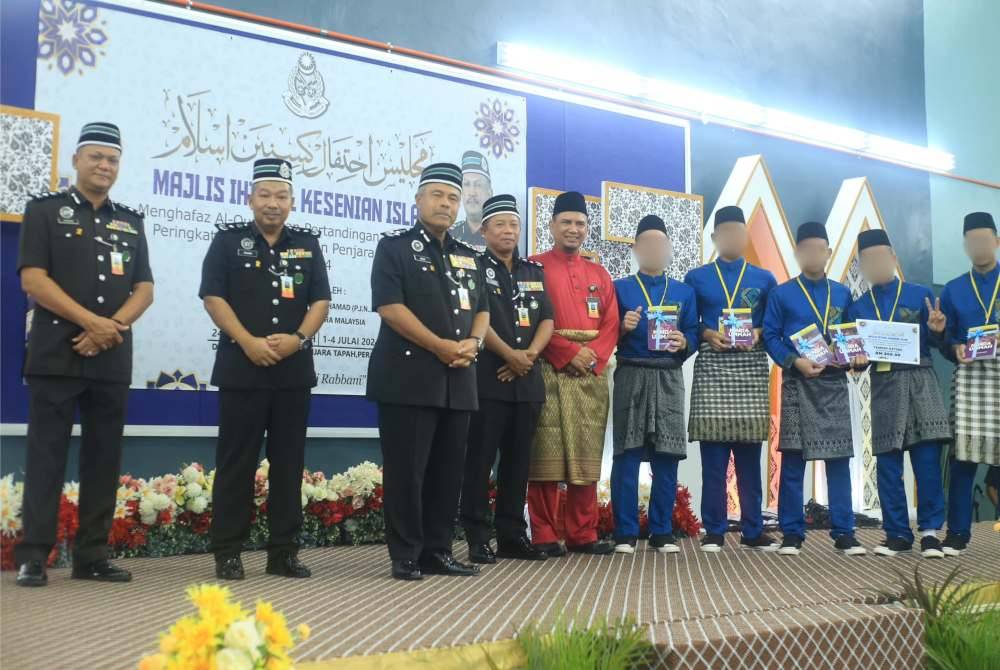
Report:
282,52,330,119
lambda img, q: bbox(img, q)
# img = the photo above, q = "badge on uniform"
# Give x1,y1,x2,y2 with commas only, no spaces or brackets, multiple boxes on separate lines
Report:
450,254,477,270
518,281,544,293
281,275,295,299
107,220,138,235
458,287,471,310
110,251,125,276
57,206,78,225
282,248,313,259
586,296,600,319
518,307,531,327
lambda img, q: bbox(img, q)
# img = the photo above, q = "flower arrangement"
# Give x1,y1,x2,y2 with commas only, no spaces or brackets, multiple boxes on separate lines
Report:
137,583,309,670
0,459,699,570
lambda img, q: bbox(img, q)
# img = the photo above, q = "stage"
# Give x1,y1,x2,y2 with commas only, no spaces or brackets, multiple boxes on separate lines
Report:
2,523,998,669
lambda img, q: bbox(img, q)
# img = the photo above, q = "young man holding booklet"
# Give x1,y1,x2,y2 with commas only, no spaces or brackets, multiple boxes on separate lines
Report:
937,211,999,555
763,222,867,556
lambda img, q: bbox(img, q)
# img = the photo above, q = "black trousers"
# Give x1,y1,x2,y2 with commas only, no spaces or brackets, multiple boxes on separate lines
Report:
460,399,542,544
377,403,470,561
210,387,311,558
15,376,128,566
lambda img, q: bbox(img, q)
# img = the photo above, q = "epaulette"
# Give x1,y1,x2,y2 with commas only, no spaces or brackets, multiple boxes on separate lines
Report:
453,238,479,254
214,221,251,233
27,190,66,203
114,202,145,219
381,227,409,238
524,258,544,268
288,224,321,238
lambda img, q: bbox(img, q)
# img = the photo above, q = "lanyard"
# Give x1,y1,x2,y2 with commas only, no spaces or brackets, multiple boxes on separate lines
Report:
968,270,1000,326
714,259,747,310
796,276,831,334
635,273,668,309
869,279,902,322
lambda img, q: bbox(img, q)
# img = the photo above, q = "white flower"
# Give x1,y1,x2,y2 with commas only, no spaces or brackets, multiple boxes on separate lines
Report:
182,464,203,484
215,648,254,670
0,474,24,537
62,482,80,505
188,496,208,514
186,482,203,498
223,619,262,659
138,498,158,525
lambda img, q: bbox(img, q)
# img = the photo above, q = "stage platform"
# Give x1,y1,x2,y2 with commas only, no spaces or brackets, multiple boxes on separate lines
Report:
2,523,998,669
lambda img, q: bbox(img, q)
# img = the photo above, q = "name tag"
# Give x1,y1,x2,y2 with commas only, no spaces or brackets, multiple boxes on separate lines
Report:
110,251,125,276
458,287,471,310
106,220,138,234
412,253,433,264
518,307,531,327
281,275,295,299
586,297,600,319
518,281,544,292
450,254,477,270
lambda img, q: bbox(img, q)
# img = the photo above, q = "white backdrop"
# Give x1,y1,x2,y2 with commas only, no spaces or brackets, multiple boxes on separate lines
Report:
33,4,526,395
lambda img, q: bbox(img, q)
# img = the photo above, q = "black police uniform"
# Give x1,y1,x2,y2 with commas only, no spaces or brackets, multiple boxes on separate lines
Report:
367,222,488,560
459,249,552,544
198,220,330,558
15,187,153,566
450,219,487,250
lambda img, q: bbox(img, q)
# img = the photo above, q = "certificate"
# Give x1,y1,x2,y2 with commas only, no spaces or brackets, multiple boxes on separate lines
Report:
856,319,920,365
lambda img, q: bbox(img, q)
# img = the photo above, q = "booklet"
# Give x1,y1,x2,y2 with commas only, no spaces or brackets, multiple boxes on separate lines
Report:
790,323,834,366
718,308,754,347
966,324,999,360
828,322,866,366
647,305,679,351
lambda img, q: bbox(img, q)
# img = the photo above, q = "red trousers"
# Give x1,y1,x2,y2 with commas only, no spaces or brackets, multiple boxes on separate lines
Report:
527,481,598,546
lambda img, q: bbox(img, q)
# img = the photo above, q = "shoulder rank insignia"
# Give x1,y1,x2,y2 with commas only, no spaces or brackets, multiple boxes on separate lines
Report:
114,202,145,219
28,190,66,203
381,227,409,238
214,221,250,233
288,224,321,238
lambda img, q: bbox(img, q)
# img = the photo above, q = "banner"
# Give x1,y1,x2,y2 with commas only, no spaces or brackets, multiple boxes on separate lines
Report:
32,1,526,395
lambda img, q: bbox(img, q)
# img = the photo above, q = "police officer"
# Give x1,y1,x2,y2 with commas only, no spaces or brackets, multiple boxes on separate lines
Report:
460,194,551,564
368,162,490,580
15,122,154,587
199,158,330,580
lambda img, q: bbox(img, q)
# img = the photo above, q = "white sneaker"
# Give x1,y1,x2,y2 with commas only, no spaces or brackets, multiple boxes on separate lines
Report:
614,540,636,554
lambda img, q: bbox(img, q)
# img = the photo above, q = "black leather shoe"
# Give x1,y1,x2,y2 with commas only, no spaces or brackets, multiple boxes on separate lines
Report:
16,560,47,587
534,542,567,557
71,559,132,582
419,552,480,576
567,540,615,555
266,553,311,578
215,555,245,580
496,536,548,561
391,559,423,581
468,542,497,564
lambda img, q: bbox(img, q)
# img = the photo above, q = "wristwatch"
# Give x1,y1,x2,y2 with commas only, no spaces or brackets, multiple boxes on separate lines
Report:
473,335,484,352
295,330,311,351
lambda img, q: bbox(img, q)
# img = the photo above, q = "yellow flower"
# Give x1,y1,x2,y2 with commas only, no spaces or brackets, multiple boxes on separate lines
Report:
265,656,292,670
137,653,167,670
296,623,311,641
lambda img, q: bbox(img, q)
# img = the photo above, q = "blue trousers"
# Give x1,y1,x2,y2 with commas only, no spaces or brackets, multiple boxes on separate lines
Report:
778,452,854,540
700,441,763,538
876,441,945,543
610,448,680,539
946,458,980,539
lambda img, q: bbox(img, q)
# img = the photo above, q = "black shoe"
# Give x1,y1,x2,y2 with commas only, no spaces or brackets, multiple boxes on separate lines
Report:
468,542,497,564
941,533,968,557
740,533,779,552
567,540,615,555
920,536,945,559
613,537,638,554
873,537,912,556
215,555,245,580
834,534,867,556
16,560,47,587
496,536,548,561
266,552,312,578
778,535,803,556
700,533,725,553
649,534,680,554
391,559,423,581
533,542,567,557
419,552,480,576
71,559,132,582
